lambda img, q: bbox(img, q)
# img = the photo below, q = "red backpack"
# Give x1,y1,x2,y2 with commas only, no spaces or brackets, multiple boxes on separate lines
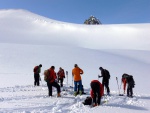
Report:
33,66,38,73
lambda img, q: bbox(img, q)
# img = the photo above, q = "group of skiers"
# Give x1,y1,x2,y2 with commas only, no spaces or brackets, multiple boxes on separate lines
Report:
33,64,135,107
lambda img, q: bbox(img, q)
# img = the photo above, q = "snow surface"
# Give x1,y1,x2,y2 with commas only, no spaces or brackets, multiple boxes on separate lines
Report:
0,9,150,113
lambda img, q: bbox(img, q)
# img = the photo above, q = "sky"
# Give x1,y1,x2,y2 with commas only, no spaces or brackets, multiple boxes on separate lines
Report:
0,0,150,24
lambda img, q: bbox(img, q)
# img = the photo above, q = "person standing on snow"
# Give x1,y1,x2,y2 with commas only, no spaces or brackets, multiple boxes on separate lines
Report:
121,73,130,94
33,64,42,86
72,64,84,96
57,67,65,87
98,67,110,95
126,75,135,98
90,80,104,107
47,66,61,97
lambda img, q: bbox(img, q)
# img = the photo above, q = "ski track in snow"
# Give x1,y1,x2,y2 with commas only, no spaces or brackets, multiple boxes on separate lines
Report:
0,84,149,113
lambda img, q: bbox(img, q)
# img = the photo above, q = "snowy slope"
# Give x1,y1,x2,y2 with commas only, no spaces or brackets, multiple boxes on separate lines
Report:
0,9,150,50
0,9,150,113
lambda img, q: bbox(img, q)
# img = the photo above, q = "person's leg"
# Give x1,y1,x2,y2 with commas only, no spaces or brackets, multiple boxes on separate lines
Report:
77,85,79,94
34,75,36,86
74,81,78,96
105,80,110,95
91,82,99,106
82,85,86,94
60,78,63,87
78,80,82,95
130,87,133,97
124,81,127,93
96,85,100,105
34,74,39,86
74,81,78,92
127,86,129,96
52,82,61,94
47,82,52,96
93,91,97,105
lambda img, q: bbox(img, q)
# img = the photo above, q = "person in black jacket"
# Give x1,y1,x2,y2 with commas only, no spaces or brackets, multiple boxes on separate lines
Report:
98,67,110,95
126,75,135,98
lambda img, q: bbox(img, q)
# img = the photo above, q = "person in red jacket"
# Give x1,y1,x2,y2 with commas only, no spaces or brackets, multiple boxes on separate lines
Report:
47,66,61,97
122,73,129,94
57,67,65,87
90,80,104,107
33,64,42,86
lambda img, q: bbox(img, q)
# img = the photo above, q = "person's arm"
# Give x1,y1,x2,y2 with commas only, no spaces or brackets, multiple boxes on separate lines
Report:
72,69,74,76
90,90,94,98
80,68,83,74
98,75,102,78
98,70,104,78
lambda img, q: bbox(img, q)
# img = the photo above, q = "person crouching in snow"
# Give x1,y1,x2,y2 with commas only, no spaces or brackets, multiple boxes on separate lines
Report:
47,66,61,97
90,80,104,107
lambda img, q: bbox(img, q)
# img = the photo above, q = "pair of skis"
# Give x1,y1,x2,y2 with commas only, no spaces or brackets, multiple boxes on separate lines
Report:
116,77,124,96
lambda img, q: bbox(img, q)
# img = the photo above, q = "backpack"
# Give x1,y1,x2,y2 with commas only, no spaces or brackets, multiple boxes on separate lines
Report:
83,96,92,105
33,66,38,73
122,73,129,78
104,69,110,79
127,75,135,88
44,69,50,82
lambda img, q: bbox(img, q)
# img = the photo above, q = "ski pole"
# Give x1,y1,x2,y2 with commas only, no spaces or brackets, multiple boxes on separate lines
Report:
39,75,42,85
66,71,68,89
120,80,122,92
72,74,74,91
116,77,120,94
40,75,45,90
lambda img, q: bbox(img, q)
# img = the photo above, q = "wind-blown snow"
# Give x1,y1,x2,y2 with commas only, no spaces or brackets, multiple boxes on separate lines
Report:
0,9,150,113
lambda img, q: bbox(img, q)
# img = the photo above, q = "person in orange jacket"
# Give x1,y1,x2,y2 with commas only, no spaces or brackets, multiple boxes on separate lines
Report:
72,64,83,96
47,66,61,97
90,80,104,107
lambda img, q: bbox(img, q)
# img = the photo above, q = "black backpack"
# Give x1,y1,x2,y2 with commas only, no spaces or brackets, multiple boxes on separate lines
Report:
127,75,135,88
83,96,92,105
104,69,110,79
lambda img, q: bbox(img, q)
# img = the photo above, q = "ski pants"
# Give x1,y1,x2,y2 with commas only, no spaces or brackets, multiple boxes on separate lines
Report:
34,74,40,86
127,85,133,96
47,81,61,96
58,78,64,87
74,80,82,92
91,82,101,105
102,79,110,94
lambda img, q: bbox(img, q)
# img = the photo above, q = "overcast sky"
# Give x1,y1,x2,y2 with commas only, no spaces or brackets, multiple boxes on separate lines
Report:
0,0,150,24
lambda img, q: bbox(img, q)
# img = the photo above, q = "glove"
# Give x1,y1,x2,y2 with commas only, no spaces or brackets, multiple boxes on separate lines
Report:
55,79,58,83
98,75,101,78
